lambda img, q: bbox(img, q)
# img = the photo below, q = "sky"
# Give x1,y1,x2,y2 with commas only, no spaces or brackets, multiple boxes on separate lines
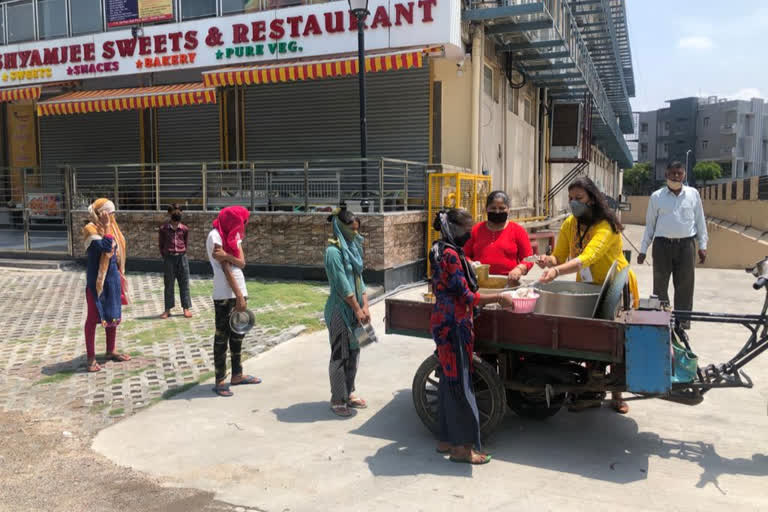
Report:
626,0,768,112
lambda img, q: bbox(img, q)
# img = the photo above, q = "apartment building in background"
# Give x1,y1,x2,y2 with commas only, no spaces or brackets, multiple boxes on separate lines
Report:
633,96,768,181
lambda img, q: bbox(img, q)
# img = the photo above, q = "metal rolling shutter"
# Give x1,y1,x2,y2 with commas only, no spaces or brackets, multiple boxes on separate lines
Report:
244,66,429,162
156,103,221,162
39,110,140,171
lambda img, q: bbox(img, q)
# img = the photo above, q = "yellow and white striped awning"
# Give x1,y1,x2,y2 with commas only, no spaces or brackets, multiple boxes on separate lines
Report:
203,50,425,88
37,83,216,116
0,85,41,102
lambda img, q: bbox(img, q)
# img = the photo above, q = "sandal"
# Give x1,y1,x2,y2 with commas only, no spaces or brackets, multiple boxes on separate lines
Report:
347,396,367,409
330,403,353,417
449,451,492,465
106,352,131,362
212,384,233,397
183,310,193,318
231,375,262,386
611,400,629,414
87,360,101,373
436,442,452,454
160,311,170,319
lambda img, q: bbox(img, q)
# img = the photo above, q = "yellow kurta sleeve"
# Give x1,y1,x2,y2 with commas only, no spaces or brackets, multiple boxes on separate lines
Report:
577,221,615,268
553,215,574,265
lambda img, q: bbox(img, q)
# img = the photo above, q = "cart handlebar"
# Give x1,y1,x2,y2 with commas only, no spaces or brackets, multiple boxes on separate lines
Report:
755,277,767,290
746,257,768,290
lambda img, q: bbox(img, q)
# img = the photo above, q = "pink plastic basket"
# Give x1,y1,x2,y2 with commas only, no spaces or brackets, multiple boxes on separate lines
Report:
510,293,540,314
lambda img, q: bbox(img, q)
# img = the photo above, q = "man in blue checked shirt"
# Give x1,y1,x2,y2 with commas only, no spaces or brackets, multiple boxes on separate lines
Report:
638,161,708,328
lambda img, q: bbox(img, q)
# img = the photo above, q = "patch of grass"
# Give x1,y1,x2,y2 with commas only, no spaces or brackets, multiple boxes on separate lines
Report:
109,408,124,416
245,281,327,309
34,370,76,385
28,359,42,366
111,378,124,386
198,371,215,383
149,385,161,391
162,382,197,399
253,304,325,333
189,281,214,298
128,350,143,357
181,370,193,377
126,315,213,347
90,403,109,413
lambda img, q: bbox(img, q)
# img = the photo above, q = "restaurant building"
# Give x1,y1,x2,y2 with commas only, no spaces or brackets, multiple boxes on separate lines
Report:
0,0,636,285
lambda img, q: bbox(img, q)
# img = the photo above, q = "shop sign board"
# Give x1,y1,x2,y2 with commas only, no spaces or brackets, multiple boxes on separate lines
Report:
107,0,174,28
0,0,461,87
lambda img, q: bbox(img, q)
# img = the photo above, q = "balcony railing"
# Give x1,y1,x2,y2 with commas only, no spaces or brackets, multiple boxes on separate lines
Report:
63,159,429,213
721,123,737,134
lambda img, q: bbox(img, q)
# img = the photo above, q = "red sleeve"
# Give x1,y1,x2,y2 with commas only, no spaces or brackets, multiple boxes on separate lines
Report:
183,225,189,248
515,223,534,271
463,223,482,260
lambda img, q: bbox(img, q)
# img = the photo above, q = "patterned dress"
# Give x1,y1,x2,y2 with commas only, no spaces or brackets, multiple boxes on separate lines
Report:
430,247,482,449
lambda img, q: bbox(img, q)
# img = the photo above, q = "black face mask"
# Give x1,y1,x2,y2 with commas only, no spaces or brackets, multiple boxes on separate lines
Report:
454,232,471,247
487,211,508,224
171,213,182,222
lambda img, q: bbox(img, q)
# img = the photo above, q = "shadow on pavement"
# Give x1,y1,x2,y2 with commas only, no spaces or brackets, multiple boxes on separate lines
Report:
272,401,359,423
349,390,768,485
41,358,86,375
350,389,472,478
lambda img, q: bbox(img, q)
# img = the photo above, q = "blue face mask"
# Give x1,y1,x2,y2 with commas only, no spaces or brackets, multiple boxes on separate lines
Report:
570,200,590,218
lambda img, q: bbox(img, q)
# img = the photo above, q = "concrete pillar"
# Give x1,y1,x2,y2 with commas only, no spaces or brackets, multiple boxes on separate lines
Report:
470,26,484,174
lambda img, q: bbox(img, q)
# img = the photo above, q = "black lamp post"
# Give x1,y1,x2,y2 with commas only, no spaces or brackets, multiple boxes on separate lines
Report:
349,0,370,207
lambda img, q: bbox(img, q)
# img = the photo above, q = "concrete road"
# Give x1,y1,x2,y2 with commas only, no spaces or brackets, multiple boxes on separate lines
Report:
94,232,768,512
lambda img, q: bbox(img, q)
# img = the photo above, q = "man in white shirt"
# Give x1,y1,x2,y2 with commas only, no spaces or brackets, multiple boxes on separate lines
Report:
638,161,708,326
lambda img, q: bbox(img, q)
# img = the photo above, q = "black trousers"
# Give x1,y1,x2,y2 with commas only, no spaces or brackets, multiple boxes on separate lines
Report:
213,298,246,382
163,254,191,311
652,237,696,315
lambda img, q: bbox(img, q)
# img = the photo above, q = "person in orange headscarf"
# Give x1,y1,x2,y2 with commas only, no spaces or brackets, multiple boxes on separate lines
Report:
206,206,261,397
82,198,131,372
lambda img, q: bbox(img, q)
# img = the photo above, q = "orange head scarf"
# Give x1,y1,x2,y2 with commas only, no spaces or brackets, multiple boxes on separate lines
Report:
213,206,250,258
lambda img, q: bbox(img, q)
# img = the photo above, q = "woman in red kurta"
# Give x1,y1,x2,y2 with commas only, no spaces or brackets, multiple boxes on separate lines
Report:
464,191,534,285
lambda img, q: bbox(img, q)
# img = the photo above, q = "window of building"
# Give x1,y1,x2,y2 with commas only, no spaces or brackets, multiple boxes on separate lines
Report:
702,140,709,149
70,0,103,35
640,143,648,154
483,65,493,97
664,143,671,153
507,85,519,114
180,0,217,20
640,122,648,133
221,0,247,14
6,0,36,43
524,97,533,126
703,117,710,128
37,0,68,40
664,121,671,132
0,9,5,44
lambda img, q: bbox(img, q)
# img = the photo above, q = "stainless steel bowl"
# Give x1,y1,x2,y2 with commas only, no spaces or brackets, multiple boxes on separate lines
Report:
229,309,256,335
533,281,602,318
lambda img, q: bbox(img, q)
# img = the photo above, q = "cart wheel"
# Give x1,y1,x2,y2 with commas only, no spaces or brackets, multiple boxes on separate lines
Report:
506,370,565,420
411,353,506,439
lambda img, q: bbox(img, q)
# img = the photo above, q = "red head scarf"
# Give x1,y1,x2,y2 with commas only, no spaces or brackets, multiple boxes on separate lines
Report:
213,206,250,257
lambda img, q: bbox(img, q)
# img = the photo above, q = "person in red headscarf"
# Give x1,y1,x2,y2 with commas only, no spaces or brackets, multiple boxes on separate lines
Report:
206,206,261,397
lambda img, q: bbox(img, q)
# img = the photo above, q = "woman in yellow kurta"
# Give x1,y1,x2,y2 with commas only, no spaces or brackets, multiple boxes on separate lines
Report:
537,177,638,414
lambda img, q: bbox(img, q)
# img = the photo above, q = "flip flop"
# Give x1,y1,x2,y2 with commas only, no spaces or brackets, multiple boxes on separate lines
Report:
231,375,262,386
106,353,131,362
449,454,492,465
611,400,629,414
212,384,233,397
436,446,451,454
330,403,353,417
87,360,101,373
347,397,367,409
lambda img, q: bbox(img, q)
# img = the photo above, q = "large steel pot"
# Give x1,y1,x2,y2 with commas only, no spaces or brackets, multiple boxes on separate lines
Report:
533,281,602,318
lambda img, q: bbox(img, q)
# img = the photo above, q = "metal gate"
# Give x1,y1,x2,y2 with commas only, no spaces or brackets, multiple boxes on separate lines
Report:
0,167,71,255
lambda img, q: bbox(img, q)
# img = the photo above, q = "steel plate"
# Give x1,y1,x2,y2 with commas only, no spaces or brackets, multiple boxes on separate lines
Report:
596,266,630,320
592,260,619,318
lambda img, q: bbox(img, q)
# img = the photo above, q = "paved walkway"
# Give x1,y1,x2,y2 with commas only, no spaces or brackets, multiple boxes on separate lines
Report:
92,247,768,511
0,268,324,433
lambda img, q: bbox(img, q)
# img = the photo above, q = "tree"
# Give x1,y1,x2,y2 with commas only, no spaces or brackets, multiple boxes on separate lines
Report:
693,161,722,187
623,162,652,195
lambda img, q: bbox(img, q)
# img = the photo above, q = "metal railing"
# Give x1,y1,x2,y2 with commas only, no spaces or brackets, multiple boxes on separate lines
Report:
68,158,429,213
